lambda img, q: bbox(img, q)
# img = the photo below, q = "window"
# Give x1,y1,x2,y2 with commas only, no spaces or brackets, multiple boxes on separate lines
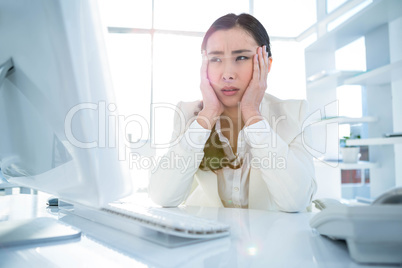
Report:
152,34,203,155
105,33,152,142
100,0,152,28
268,40,307,100
154,0,248,32
327,0,348,14
336,36,365,140
254,0,317,37
327,0,372,31
335,36,369,193
335,37,366,71
335,36,366,138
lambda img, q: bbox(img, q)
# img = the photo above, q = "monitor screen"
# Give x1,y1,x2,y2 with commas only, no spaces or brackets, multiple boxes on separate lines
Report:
0,0,132,207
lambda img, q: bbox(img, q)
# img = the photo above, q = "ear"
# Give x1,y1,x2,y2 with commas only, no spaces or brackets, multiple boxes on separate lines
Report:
267,57,273,73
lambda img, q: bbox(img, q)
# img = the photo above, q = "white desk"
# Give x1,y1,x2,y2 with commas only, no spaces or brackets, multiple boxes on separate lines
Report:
0,193,392,268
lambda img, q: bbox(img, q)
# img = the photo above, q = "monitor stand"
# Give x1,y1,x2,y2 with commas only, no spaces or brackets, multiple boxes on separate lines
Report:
0,217,81,247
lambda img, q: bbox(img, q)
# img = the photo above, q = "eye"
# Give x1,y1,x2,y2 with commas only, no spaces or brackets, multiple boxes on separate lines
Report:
236,56,249,61
209,57,221,63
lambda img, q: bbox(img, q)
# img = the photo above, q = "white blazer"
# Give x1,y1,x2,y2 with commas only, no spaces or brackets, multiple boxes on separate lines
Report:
149,93,317,212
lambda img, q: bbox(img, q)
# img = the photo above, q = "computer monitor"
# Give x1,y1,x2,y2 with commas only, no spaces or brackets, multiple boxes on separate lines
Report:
0,0,132,207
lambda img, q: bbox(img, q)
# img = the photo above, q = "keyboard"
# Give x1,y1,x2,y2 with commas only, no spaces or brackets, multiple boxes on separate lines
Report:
71,203,230,240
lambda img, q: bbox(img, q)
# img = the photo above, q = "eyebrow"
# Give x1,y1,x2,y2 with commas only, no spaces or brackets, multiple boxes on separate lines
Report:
208,49,253,55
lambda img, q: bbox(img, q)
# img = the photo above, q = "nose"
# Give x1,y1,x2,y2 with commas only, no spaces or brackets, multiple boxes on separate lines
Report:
222,62,236,81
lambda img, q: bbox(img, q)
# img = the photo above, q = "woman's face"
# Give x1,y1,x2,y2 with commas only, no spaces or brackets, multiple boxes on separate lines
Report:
206,27,260,109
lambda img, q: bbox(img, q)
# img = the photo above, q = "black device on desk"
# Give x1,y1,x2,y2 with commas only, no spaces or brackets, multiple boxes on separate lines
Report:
310,186,402,264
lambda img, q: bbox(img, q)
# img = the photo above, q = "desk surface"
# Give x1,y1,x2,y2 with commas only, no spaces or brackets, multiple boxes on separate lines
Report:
0,193,392,268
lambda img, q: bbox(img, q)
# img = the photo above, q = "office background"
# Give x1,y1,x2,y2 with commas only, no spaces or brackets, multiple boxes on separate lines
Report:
94,0,401,203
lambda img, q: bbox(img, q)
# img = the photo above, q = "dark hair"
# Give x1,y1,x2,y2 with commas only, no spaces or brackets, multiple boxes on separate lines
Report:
199,13,271,171
201,13,272,57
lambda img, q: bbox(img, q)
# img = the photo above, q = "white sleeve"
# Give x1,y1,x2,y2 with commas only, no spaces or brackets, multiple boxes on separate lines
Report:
149,107,211,207
243,101,317,212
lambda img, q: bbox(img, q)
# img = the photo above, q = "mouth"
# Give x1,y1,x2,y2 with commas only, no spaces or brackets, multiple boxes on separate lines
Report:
221,86,240,96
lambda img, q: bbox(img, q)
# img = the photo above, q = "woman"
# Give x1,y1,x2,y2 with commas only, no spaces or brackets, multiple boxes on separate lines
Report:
149,13,316,212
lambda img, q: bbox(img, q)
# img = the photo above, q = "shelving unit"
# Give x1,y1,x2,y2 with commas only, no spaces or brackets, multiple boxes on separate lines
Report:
338,161,379,170
344,59,402,85
310,116,377,126
305,0,402,199
346,137,402,146
307,70,361,89
305,0,402,52
314,159,378,170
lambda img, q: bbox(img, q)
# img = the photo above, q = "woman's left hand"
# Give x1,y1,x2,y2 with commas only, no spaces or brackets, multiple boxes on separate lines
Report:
240,45,271,126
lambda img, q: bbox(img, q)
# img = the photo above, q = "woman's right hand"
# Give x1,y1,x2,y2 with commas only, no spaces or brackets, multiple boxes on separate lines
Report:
198,51,223,129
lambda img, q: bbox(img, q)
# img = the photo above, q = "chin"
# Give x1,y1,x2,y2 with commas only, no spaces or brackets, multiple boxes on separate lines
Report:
219,94,244,108
219,98,241,109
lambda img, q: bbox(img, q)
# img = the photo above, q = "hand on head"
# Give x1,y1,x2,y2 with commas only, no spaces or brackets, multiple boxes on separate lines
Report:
198,13,273,128
240,45,272,125
197,50,224,129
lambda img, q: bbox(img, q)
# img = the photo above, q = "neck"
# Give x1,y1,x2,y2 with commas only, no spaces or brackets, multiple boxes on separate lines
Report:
221,104,244,129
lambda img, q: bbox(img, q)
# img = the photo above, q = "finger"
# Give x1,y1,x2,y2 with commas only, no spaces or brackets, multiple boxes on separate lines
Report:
200,50,209,81
262,45,268,65
258,46,268,78
263,45,270,76
253,53,260,81
262,45,268,67
258,46,266,77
